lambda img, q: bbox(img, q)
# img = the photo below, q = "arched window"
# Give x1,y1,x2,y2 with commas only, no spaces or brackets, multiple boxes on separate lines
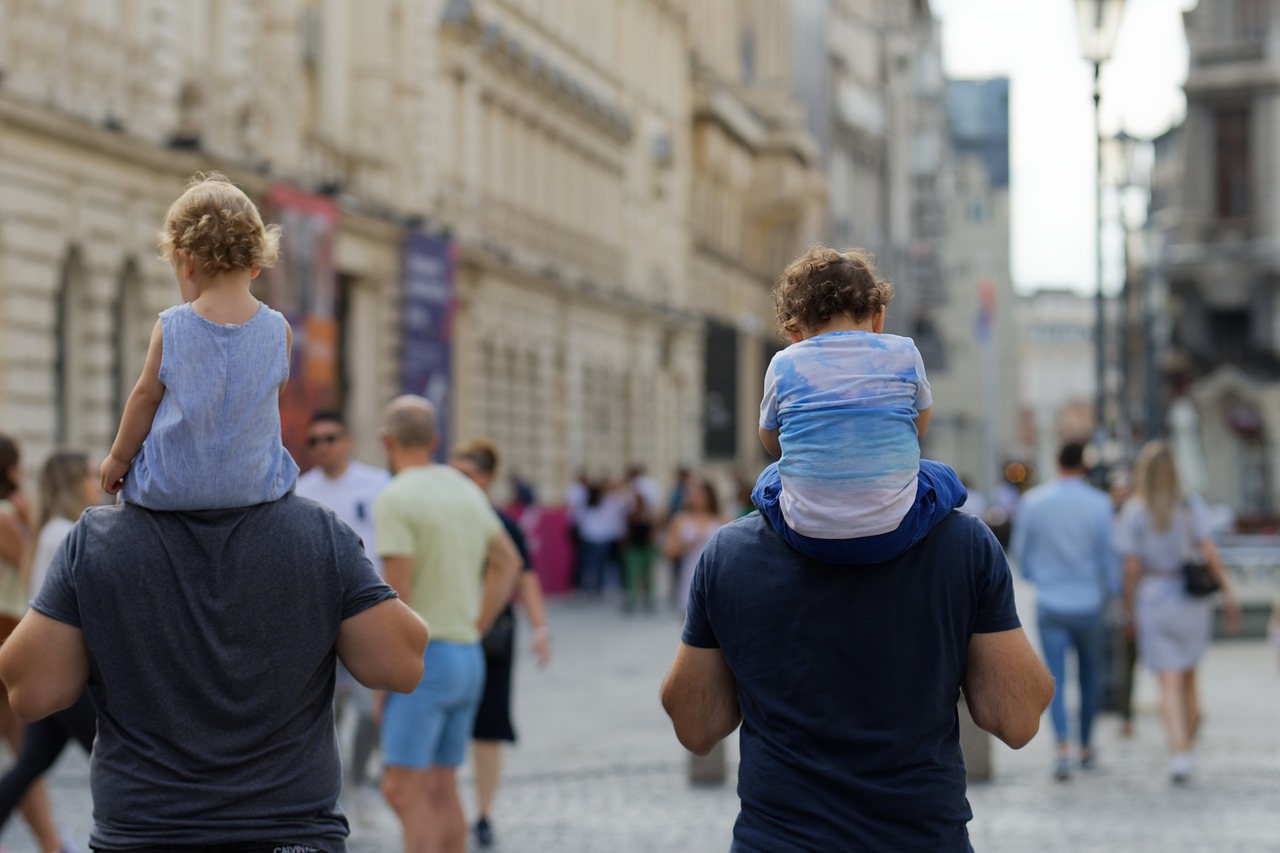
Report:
112,259,145,425
53,248,87,447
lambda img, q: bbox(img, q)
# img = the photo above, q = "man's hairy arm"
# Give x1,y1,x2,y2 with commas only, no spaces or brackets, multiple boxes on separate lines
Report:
0,611,90,721
961,628,1054,749
336,598,428,693
661,643,742,756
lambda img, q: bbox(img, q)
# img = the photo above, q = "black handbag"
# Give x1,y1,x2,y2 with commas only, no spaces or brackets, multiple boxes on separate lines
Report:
481,608,515,658
1180,504,1220,598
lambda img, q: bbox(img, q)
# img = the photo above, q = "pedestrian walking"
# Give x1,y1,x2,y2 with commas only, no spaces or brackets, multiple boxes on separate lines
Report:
99,171,299,510
0,451,100,839
1115,440,1241,783
374,397,522,853
295,409,391,822
753,245,967,564
449,438,551,849
0,435,70,853
0,472,427,848
663,475,724,619
661,463,1051,850
621,467,661,612
1009,441,1118,780
575,479,625,597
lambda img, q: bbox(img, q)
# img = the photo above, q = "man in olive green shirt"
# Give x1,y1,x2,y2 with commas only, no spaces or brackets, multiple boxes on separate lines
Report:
374,396,521,853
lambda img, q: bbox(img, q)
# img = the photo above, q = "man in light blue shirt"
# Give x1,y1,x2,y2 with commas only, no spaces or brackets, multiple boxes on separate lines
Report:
1009,441,1118,781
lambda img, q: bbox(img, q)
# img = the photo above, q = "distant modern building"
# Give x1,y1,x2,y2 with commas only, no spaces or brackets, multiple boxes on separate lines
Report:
1160,0,1280,517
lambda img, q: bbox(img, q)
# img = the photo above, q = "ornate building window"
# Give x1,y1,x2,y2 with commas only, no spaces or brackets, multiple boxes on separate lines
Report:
1214,107,1251,220
53,248,88,447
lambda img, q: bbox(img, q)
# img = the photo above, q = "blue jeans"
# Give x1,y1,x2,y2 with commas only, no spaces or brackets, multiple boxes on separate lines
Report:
1037,606,1106,748
751,459,967,564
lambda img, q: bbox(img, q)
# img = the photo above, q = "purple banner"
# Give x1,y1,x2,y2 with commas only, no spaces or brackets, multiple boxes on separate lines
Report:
402,232,456,459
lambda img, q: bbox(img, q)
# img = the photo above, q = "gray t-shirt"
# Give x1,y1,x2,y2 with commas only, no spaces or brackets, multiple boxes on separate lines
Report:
32,493,396,851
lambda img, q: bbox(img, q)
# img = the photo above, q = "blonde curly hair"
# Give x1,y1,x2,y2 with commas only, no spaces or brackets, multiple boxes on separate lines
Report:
158,172,281,276
773,246,895,339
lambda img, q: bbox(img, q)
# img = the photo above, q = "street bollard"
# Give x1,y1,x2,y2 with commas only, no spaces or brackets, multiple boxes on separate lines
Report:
957,697,992,782
688,741,727,786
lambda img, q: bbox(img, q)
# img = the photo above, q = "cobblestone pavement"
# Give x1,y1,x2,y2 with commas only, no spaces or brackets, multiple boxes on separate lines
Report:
3,580,1278,852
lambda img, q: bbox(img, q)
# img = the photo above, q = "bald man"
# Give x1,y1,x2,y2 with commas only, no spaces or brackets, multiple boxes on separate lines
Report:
373,396,522,853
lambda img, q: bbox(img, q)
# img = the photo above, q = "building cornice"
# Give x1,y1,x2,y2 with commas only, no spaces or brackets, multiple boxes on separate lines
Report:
0,92,414,245
441,5,633,143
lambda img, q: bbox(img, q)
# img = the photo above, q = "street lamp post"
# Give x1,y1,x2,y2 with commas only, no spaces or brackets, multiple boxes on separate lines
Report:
1112,129,1150,459
1075,0,1126,466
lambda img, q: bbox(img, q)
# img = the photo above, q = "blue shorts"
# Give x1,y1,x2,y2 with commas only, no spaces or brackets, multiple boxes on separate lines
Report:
752,459,967,564
381,641,485,770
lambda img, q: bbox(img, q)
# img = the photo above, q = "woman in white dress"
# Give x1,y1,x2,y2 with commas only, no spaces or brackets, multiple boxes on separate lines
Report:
1115,441,1240,783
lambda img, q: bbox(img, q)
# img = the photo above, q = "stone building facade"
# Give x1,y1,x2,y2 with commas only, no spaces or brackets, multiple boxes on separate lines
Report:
1160,0,1280,517
0,0,832,503
0,0,438,474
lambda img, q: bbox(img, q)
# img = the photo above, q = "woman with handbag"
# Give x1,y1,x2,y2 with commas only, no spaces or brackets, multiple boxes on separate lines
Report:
1115,440,1241,783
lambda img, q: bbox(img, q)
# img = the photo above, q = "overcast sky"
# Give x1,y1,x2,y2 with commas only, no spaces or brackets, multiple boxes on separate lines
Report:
931,0,1197,295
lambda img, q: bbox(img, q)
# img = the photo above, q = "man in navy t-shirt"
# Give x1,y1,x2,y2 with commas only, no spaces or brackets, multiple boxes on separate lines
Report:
662,510,1053,852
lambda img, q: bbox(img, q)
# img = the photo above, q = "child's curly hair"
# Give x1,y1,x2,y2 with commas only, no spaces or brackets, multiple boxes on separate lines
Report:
773,246,894,339
158,172,281,276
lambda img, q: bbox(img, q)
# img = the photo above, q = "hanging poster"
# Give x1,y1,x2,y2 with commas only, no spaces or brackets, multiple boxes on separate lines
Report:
401,231,456,460
261,184,339,471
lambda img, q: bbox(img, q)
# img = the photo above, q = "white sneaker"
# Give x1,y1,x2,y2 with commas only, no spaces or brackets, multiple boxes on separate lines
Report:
1169,752,1195,783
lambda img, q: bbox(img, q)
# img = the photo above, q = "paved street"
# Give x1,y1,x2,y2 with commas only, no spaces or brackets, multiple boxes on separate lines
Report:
2,580,1278,852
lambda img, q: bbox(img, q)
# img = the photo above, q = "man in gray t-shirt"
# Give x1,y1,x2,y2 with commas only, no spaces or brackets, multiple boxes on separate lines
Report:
0,493,428,852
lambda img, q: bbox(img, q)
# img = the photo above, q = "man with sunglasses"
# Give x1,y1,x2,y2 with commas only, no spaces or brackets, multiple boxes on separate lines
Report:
296,410,391,824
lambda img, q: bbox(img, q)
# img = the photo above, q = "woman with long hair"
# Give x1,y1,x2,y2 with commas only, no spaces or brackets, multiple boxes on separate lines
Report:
1115,440,1241,783
664,475,725,618
0,450,100,841
0,437,75,853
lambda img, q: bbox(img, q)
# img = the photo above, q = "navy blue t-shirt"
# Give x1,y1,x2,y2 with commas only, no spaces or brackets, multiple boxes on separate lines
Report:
682,511,1021,852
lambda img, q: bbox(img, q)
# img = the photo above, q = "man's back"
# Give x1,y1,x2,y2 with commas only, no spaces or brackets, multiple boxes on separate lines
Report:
374,465,501,643
32,494,394,849
682,511,1019,852
1010,477,1115,614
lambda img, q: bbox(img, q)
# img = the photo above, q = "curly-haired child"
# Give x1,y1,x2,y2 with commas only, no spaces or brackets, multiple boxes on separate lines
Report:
753,245,967,563
100,172,299,510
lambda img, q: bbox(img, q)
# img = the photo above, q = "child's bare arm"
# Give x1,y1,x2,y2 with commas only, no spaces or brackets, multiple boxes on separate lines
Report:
279,319,293,398
759,427,782,458
101,320,166,493
915,407,932,439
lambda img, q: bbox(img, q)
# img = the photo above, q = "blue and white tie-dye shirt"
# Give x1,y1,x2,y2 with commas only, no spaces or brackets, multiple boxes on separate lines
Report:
760,331,931,538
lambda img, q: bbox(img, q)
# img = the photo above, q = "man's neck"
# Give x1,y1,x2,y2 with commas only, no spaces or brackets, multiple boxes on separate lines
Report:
322,460,351,480
390,449,434,474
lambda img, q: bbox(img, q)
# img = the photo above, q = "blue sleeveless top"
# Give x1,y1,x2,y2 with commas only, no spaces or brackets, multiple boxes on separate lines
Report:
121,302,299,510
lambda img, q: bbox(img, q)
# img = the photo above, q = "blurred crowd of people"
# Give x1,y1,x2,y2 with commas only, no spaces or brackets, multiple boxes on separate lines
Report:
563,467,745,616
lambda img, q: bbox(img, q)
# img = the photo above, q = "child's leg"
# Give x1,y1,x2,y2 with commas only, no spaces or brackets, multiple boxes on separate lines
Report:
751,460,967,565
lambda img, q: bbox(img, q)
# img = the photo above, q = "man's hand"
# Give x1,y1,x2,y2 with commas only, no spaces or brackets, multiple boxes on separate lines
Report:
100,455,130,495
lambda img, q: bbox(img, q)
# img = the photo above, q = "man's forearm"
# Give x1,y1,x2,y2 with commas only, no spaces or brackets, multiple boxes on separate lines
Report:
661,643,742,756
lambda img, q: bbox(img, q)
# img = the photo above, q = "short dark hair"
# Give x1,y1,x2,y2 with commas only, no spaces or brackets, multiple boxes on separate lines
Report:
309,410,345,429
1058,442,1087,471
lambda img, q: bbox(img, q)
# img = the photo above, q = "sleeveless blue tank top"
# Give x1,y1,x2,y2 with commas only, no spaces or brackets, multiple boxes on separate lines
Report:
121,302,299,510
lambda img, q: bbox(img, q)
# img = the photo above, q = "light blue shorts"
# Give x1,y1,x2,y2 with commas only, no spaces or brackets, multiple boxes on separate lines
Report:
381,641,485,769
